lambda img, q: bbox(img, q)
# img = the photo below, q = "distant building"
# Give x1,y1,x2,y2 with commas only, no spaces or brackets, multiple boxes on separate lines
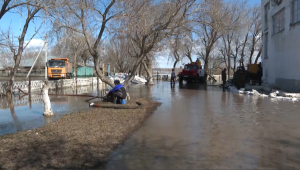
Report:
262,0,300,92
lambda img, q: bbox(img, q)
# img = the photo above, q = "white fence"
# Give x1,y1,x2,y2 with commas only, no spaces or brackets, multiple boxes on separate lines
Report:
0,77,102,96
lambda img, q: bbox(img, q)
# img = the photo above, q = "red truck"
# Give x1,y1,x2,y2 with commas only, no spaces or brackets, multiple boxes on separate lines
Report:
178,62,206,83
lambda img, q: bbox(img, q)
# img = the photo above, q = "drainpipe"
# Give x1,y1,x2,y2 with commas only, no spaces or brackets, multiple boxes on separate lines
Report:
108,63,110,78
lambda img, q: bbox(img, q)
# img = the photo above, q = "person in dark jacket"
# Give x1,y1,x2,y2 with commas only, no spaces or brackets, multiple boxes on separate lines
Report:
107,80,127,104
257,62,263,85
171,69,176,87
222,68,227,91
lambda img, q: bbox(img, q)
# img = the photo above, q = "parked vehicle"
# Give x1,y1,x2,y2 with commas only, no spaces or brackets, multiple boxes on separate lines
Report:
178,62,205,83
47,58,72,79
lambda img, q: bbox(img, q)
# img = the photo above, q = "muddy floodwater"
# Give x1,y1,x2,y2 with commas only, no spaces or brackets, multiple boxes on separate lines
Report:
1,81,300,169
106,81,300,169
0,86,102,136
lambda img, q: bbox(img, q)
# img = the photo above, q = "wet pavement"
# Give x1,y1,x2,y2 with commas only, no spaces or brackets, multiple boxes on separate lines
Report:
1,81,300,169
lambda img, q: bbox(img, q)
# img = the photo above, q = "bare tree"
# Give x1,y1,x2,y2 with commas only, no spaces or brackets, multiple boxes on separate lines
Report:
168,35,184,69
48,0,119,87
248,4,262,64
103,37,134,73
184,38,194,63
167,29,194,69
219,0,245,76
142,54,154,84
0,0,44,98
195,0,230,75
118,0,196,87
0,0,37,19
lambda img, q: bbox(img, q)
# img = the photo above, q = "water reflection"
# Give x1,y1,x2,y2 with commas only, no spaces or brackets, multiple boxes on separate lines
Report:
1,81,300,169
106,81,300,169
0,85,102,136
9,100,22,131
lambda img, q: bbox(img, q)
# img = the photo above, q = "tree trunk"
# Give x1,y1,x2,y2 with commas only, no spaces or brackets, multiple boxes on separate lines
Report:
233,56,237,72
254,46,262,64
173,60,179,70
42,81,54,116
142,60,154,85
249,36,256,64
8,97,22,131
93,56,114,87
240,33,248,67
74,52,77,88
204,52,210,74
139,63,143,77
227,55,231,79
6,7,40,98
123,63,140,88
7,55,21,98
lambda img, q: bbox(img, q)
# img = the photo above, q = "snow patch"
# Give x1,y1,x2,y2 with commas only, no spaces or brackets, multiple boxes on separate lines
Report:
228,85,296,101
110,73,147,84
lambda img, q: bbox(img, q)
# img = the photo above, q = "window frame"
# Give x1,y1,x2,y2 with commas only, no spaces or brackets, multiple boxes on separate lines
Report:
291,0,300,24
264,32,268,59
272,8,285,35
264,2,270,30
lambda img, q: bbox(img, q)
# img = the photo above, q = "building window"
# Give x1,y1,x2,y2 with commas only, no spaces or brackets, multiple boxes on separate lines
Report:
272,0,283,6
264,33,268,59
292,0,300,24
272,9,285,34
265,2,270,30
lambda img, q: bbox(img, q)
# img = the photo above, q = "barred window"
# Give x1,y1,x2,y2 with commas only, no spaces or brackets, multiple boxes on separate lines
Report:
272,9,285,34
264,2,270,29
292,0,300,24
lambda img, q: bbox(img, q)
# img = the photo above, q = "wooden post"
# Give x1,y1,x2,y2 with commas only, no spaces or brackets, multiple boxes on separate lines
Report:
103,63,105,90
61,79,63,94
28,77,31,109
97,77,99,97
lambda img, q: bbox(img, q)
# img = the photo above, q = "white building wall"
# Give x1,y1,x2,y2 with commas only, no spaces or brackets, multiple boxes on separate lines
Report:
262,0,300,92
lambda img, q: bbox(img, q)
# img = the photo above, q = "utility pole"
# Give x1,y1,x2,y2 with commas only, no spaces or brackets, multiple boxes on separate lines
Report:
45,35,48,80
26,42,46,78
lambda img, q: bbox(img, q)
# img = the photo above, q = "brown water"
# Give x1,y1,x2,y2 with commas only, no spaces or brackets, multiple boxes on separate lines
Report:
1,81,300,169
106,81,300,169
0,86,102,136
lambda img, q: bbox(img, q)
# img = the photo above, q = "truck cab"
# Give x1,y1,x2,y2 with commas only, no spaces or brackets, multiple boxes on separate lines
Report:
47,58,73,79
178,62,205,83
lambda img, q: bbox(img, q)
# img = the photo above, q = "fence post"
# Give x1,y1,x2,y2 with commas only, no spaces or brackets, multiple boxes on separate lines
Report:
28,77,32,109
28,77,31,94
97,77,99,97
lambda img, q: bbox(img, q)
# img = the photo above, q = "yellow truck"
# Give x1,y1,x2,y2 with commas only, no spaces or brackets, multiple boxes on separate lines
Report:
46,58,73,79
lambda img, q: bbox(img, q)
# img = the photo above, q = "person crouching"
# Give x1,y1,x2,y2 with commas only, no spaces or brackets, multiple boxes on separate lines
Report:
107,80,127,104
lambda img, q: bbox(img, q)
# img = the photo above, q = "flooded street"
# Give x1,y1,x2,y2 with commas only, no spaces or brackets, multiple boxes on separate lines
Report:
1,81,300,169
106,81,300,169
0,86,100,136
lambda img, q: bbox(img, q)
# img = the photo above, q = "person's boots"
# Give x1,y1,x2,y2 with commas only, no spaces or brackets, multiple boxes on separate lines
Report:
113,97,117,104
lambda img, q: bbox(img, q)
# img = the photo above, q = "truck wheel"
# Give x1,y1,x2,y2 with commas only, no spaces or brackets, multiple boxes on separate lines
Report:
179,77,183,84
201,77,205,83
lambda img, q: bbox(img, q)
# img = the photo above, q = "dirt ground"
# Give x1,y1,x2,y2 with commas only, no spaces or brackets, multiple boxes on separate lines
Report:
0,98,160,170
